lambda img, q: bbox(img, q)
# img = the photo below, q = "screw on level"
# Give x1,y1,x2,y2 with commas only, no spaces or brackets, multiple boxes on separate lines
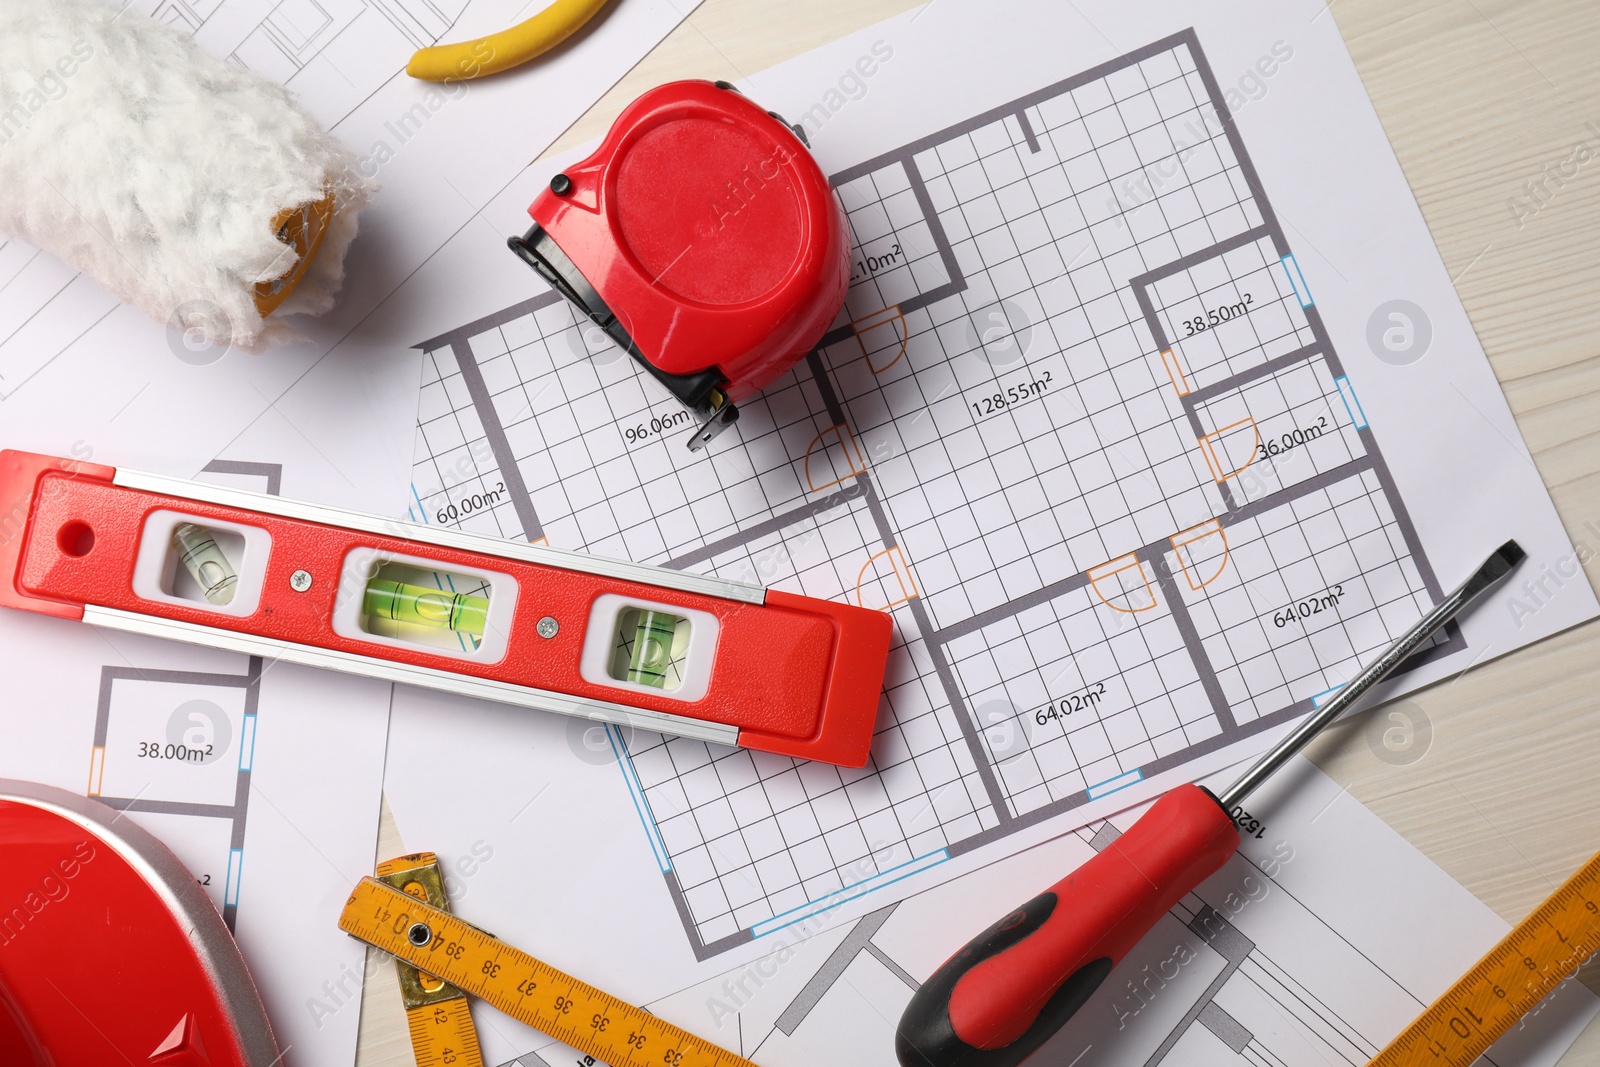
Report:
537,616,559,638
407,922,432,947
289,570,313,592
550,173,572,196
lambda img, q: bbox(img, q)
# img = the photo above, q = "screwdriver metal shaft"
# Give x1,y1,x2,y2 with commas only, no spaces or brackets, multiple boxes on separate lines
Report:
895,540,1527,1067
1216,538,1525,808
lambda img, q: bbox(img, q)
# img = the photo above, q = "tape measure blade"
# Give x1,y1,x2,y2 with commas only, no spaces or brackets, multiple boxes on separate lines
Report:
406,998,484,1067
341,879,758,1067
1368,851,1600,1066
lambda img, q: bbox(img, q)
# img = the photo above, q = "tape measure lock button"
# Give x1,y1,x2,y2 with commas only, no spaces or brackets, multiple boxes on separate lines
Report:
512,80,850,452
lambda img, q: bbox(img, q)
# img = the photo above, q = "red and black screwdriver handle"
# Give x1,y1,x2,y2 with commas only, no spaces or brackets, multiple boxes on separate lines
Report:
894,784,1241,1067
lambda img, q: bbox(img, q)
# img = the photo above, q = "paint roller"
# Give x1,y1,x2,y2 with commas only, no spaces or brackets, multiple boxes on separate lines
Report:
0,0,376,350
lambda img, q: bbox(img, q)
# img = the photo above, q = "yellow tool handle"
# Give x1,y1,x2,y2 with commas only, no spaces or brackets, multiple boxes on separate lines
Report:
407,0,610,82
1368,849,1600,1066
340,878,759,1067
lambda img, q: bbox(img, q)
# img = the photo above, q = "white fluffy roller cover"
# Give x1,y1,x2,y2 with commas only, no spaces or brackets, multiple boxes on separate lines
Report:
0,0,375,349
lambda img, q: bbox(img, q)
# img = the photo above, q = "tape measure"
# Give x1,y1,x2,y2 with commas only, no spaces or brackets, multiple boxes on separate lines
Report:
511,80,849,451
340,871,758,1067
1369,847,1600,1066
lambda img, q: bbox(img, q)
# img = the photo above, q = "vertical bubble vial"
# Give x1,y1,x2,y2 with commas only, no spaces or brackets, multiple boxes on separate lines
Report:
172,523,239,605
626,610,684,688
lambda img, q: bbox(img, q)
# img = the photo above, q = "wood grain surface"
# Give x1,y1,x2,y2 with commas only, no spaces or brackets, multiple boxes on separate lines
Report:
356,1,1600,1062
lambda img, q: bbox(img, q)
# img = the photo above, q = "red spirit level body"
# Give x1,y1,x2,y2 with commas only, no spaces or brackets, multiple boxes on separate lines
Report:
0,451,891,767
510,79,850,450
0,778,281,1066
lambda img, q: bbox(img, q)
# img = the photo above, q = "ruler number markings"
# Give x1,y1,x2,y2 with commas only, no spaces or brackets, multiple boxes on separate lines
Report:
343,879,758,1067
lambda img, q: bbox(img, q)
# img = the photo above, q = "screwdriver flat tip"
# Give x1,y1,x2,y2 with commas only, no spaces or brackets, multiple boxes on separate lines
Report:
1458,539,1526,603
1493,539,1527,571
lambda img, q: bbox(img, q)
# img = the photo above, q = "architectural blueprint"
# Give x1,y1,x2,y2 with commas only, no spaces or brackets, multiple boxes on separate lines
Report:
495,760,1599,1067
398,16,1593,957
382,0,1598,1053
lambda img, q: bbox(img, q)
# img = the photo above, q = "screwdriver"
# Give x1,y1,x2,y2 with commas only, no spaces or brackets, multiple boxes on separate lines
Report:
894,540,1526,1067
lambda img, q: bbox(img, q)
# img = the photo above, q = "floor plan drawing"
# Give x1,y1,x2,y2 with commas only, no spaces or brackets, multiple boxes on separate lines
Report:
149,0,464,127
83,460,281,927
491,762,1598,1067
733,822,1409,1067
409,29,1465,960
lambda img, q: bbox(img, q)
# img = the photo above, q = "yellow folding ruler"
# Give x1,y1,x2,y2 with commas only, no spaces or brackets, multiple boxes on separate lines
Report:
1368,847,1600,1065
345,858,758,1067
371,854,486,1067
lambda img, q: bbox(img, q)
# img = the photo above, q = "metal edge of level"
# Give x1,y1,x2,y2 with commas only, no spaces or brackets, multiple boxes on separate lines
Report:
82,606,743,747
113,468,767,606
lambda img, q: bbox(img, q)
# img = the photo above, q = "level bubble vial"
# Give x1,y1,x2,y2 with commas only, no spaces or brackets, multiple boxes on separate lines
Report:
172,522,238,605
610,608,690,690
355,560,497,653
364,579,488,638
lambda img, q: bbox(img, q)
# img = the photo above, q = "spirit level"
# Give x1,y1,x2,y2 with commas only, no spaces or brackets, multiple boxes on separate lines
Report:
0,450,892,767
1367,845,1600,1066
341,873,757,1067
510,79,850,450
0,778,281,1065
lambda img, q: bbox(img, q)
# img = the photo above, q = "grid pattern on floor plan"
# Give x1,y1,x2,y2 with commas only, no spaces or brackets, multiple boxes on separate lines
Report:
1191,354,1367,493
811,46,1290,633
1145,235,1317,392
946,580,1218,815
408,29,1458,957
623,613,997,944
414,294,849,564
836,161,955,312
1170,468,1435,723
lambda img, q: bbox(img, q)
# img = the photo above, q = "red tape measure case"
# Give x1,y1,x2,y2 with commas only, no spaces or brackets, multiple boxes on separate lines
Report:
511,80,851,449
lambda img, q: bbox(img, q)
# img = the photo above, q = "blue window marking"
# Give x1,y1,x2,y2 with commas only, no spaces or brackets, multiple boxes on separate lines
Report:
1336,376,1368,429
1313,685,1344,708
751,850,951,939
1281,255,1314,308
238,713,257,772
609,725,672,873
225,848,244,907
1087,768,1144,800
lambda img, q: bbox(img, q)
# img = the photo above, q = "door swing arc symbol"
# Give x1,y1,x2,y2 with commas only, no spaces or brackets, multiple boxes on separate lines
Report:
850,305,909,376
1197,418,1261,483
1171,521,1230,591
1088,555,1159,614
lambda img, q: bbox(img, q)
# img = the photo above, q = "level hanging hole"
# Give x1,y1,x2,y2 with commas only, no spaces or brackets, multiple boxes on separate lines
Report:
57,521,95,558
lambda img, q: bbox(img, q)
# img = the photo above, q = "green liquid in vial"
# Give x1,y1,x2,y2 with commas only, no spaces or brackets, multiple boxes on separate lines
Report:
626,610,682,688
363,579,488,639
